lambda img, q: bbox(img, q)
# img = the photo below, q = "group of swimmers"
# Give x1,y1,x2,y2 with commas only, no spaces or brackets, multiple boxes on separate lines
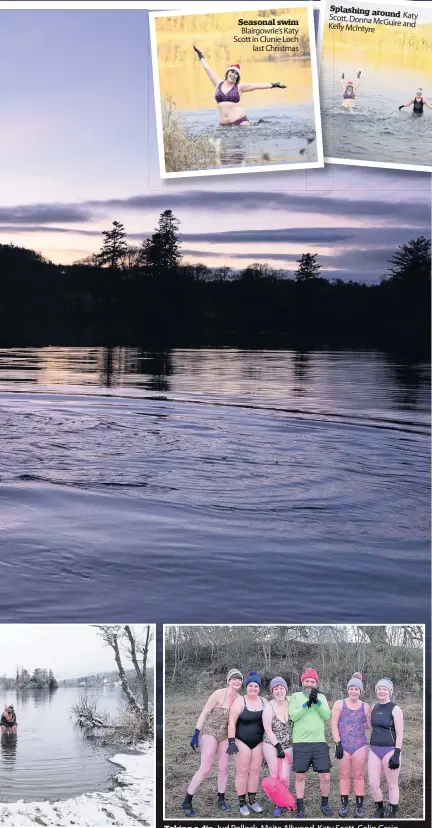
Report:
340,71,430,115
0,705,17,735
180,668,404,819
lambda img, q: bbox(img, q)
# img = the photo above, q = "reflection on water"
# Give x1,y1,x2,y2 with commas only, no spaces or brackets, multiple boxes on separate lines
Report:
0,687,121,802
321,60,432,165
0,347,429,622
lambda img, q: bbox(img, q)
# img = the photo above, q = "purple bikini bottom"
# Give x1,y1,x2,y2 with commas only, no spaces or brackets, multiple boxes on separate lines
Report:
221,115,249,126
370,746,396,759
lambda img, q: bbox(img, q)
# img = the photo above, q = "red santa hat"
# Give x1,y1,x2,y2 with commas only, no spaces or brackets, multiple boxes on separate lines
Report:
227,63,241,74
301,668,319,683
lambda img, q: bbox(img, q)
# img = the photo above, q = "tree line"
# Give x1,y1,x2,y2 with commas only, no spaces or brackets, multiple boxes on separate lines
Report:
0,667,59,690
0,211,429,353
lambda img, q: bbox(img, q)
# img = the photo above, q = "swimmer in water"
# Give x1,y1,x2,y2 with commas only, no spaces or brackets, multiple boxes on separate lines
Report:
192,46,286,127
399,89,432,115
340,71,361,110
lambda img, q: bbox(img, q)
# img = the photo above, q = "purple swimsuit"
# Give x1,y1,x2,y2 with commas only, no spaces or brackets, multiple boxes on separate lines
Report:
338,700,367,754
215,82,240,104
343,89,356,99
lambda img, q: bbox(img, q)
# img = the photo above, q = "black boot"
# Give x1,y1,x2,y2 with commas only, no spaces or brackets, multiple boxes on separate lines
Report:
372,801,385,819
181,794,197,817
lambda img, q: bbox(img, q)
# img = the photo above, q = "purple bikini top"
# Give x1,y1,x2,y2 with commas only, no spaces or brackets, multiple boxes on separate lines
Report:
343,89,356,99
215,81,240,104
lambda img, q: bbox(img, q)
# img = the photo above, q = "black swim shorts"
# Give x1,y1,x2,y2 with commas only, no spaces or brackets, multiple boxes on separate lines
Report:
292,741,331,773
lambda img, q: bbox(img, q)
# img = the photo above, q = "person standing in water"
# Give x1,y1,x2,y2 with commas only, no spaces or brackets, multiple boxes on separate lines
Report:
1,705,17,735
367,677,404,819
181,668,243,817
399,89,432,115
192,46,286,126
340,71,361,110
289,668,333,818
331,672,370,818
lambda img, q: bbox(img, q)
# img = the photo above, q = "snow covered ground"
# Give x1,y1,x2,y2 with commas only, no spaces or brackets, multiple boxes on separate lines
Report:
0,745,154,826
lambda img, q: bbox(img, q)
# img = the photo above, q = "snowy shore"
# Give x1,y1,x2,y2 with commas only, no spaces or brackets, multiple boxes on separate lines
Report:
0,746,154,826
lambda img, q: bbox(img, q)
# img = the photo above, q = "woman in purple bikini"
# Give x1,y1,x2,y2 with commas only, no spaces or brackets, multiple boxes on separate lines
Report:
192,46,286,126
331,672,370,818
367,677,404,820
340,71,361,110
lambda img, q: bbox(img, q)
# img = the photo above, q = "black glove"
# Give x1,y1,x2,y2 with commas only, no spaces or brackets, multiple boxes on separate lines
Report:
357,71,361,78
309,687,319,704
341,73,344,79
190,728,200,750
388,748,401,770
271,82,287,88
193,45,204,60
335,741,344,760
275,742,285,759
398,105,404,110
226,737,239,755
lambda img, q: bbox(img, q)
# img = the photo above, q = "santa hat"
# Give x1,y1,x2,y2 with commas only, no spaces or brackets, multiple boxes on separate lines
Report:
301,668,319,684
347,80,354,85
227,64,241,74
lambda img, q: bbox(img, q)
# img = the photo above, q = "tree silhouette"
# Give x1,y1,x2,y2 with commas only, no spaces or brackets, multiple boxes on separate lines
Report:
141,209,181,272
97,221,127,269
384,236,431,286
295,252,322,282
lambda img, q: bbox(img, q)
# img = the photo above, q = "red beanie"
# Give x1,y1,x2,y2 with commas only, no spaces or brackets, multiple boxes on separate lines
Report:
301,668,319,683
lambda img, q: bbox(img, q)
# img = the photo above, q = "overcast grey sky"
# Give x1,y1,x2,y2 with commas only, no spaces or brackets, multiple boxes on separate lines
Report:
0,625,154,679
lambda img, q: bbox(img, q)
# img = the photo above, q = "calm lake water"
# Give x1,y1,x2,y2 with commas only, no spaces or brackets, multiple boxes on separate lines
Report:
0,686,122,802
181,105,318,168
320,64,432,166
0,347,429,622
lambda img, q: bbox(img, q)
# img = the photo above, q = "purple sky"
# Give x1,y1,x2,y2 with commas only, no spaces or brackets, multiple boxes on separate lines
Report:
0,9,430,283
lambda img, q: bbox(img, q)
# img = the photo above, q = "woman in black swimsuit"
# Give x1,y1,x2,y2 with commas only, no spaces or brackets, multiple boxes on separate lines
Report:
227,671,269,815
399,89,432,115
192,46,286,126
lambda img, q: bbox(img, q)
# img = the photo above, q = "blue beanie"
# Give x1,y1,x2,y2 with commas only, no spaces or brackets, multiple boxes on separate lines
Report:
245,670,261,688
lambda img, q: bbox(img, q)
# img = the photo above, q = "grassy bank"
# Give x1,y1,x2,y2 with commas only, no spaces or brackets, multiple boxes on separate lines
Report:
162,96,217,172
164,689,423,819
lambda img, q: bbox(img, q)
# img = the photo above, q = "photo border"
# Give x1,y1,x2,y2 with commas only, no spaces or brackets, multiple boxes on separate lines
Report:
149,2,325,179
162,623,426,822
317,0,432,172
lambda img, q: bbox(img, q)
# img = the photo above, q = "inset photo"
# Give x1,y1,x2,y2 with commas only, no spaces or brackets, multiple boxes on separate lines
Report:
318,0,432,171
149,4,323,177
163,624,424,820
0,624,155,827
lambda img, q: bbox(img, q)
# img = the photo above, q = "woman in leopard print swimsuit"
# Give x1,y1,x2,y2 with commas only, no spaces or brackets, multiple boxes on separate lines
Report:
181,668,243,817
263,677,293,817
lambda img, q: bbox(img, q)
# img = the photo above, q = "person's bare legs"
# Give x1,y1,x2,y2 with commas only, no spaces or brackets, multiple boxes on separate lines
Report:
295,772,306,799
11,726,17,736
382,751,401,805
263,743,279,778
247,743,263,794
187,734,218,794
319,772,331,797
368,749,384,804
234,739,251,796
216,739,230,794
281,747,293,788
352,746,368,796
338,751,352,795
0,727,6,735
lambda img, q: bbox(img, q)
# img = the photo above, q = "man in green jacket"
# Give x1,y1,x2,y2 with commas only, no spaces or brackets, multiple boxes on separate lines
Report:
290,668,332,818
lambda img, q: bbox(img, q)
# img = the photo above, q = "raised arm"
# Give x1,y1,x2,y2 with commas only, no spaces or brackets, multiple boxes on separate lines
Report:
354,71,361,92
239,81,286,93
192,46,221,88
340,75,346,93
330,699,342,742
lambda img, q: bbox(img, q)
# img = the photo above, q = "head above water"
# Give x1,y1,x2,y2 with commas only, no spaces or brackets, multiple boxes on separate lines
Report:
7,706,14,713
225,64,241,83
416,89,423,98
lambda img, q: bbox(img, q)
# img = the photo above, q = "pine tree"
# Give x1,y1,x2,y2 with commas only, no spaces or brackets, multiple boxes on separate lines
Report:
141,210,181,272
98,221,128,269
385,236,431,286
295,253,322,282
